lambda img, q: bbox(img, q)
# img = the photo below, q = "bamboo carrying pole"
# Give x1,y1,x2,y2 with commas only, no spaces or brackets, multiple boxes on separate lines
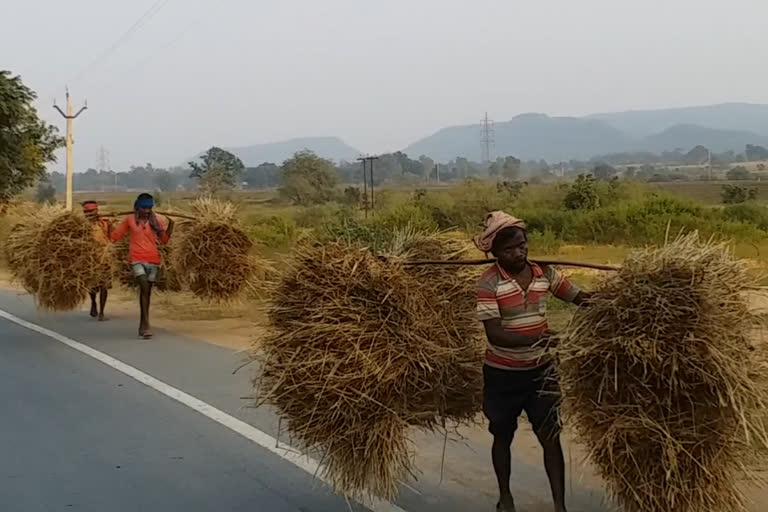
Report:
402,258,620,271
100,211,198,221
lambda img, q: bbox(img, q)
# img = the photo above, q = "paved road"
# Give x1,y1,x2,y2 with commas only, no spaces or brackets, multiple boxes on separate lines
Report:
0,289,611,512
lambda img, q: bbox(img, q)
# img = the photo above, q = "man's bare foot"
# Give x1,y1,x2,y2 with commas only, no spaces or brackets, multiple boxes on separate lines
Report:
90,305,98,318
98,314,108,322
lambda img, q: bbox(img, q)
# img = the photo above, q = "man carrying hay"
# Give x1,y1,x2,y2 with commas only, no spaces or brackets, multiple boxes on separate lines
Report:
110,193,174,339
474,211,590,512
82,201,112,321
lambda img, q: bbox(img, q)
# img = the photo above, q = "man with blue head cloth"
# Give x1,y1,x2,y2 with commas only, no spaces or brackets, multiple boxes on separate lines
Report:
111,193,175,339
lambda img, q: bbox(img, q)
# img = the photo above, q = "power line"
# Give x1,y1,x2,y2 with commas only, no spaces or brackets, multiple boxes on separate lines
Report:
71,0,172,84
92,16,201,94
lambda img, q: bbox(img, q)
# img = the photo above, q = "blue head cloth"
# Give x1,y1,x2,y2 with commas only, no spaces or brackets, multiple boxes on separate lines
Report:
134,197,154,210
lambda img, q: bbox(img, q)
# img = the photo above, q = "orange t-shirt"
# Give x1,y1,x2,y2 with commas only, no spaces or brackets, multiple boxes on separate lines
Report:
110,215,169,265
91,218,111,244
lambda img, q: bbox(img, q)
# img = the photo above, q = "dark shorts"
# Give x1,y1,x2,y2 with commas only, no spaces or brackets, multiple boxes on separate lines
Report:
483,364,561,439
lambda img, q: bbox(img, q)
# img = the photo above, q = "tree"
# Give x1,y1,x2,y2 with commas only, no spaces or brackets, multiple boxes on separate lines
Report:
0,71,64,203
745,144,768,161
418,155,435,181
726,166,750,181
489,156,521,180
591,162,616,181
189,146,244,194
564,174,600,210
243,162,280,189
455,157,470,179
279,151,339,205
342,186,362,206
153,170,176,192
624,166,636,179
35,173,56,204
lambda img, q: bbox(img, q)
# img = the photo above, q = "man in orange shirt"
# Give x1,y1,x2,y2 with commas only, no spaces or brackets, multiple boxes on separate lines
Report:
82,201,112,321
111,193,174,339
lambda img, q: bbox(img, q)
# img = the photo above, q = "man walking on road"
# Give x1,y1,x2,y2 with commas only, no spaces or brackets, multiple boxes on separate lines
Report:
82,201,112,321
474,211,591,512
110,193,174,339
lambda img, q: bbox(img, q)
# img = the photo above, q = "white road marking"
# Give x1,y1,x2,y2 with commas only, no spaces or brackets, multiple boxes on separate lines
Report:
0,309,408,512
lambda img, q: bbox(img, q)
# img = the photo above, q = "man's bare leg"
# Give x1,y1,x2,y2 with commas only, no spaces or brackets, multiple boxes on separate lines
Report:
89,291,98,317
537,432,567,512
492,433,516,511
98,287,108,321
137,276,150,336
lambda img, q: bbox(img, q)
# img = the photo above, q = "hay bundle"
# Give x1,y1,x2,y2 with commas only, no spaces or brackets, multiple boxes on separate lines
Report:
253,231,483,501
3,205,63,293
383,227,483,422
172,197,265,301
557,232,768,512
11,211,112,310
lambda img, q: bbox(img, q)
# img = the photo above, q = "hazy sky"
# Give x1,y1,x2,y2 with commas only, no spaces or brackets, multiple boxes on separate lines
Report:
4,0,768,171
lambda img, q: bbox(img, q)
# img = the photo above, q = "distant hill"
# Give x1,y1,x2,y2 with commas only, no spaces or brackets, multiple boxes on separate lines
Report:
588,103,768,138
403,105,768,162
190,136,362,167
639,124,768,154
404,113,632,162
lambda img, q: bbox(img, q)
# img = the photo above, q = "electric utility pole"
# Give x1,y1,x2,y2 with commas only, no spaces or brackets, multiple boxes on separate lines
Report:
357,156,379,217
53,88,87,210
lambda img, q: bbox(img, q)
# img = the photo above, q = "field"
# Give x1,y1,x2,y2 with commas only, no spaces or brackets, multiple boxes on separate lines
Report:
654,180,768,204
4,178,768,330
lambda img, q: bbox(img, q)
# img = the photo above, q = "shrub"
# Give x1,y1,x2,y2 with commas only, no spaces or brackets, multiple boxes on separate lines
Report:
564,174,600,210
342,186,362,207
726,166,751,181
721,203,768,231
721,184,758,204
293,203,355,230
245,215,299,248
527,229,562,255
36,181,56,205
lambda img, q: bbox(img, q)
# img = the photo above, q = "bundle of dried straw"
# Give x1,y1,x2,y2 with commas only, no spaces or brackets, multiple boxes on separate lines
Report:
557,232,768,512
3,205,62,294
6,209,112,310
171,197,266,301
252,230,483,501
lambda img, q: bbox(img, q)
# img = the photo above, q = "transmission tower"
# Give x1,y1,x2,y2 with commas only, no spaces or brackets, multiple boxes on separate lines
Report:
480,112,495,163
98,146,108,172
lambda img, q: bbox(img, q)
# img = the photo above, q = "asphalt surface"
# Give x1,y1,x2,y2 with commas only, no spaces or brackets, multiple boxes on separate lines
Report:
0,289,612,512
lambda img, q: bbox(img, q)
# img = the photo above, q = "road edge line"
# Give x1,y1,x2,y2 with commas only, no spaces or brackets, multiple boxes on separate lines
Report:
0,308,407,512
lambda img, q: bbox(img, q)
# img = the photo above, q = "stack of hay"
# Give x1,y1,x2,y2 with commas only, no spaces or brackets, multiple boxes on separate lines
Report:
557,232,768,512
5,209,112,310
3,205,62,294
252,229,483,501
171,197,266,301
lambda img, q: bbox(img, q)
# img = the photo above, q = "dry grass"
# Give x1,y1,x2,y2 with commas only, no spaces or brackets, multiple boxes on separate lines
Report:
3,205,63,293
5,209,112,310
172,197,268,302
557,232,768,512
251,229,483,501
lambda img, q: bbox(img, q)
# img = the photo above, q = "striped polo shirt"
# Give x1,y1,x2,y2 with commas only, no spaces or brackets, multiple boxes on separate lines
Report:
476,262,580,370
